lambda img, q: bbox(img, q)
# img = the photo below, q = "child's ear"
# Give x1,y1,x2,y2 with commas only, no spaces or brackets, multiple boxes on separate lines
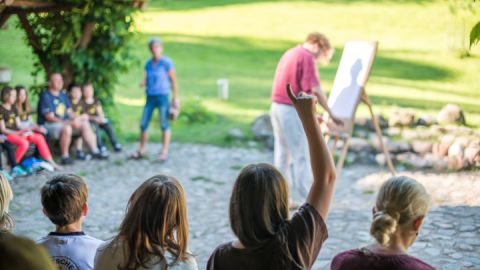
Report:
82,203,88,216
413,216,424,231
42,208,48,217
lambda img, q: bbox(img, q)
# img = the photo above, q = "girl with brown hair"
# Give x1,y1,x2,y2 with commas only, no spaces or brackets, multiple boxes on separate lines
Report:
331,176,434,270
15,85,45,132
94,175,198,270
207,85,337,269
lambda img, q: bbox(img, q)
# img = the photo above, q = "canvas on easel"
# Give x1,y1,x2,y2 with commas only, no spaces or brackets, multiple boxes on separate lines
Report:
324,41,395,175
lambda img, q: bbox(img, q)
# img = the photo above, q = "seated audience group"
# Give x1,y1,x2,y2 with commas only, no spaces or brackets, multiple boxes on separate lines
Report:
0,87,435,270
0,72,121,179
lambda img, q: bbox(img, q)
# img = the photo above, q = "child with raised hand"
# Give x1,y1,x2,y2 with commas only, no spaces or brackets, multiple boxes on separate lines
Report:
0,86,62,171
38,174,103,270
82,83,122,153
206,85,337,270
94,175,198,270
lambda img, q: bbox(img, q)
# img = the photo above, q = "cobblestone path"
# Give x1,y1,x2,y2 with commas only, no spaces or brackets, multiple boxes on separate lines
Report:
8,143,480,269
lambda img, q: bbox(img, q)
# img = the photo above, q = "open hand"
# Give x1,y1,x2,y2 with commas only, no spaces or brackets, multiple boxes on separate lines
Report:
35,126,47,134
287,84,317,119
330,115,344,126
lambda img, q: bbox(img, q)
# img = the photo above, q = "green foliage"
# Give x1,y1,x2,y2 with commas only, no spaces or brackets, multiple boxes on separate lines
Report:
470,21,480,48
447,0,478,55
20,0,138,120
178,100,218,124
448,0,477,14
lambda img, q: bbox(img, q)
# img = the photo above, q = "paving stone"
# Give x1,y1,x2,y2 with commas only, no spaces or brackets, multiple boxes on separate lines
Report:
449,253,463,260
455,243,475,252
459,225,477,232
441,263,459,270
465,257,480,266
435,223,455,229
425,247,441,257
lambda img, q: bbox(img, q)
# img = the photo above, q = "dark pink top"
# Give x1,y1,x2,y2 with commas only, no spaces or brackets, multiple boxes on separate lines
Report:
331,249,436,270
271,45,320,105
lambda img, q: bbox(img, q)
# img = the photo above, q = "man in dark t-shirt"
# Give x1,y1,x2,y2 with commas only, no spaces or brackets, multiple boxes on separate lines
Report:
37,73,107,164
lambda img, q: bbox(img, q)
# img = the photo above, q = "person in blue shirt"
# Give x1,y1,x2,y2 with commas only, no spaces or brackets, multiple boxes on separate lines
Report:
37,73,108,165
129,37,179,161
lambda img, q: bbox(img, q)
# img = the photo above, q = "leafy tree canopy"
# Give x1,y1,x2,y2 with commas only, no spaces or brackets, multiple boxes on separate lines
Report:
18,0,139,110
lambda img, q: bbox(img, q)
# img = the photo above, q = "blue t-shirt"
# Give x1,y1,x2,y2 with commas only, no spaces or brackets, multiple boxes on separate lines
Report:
37,90,71,125
145,56,174,96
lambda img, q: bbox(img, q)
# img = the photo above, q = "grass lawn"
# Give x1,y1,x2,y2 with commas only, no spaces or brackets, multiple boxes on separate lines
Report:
1,0,479,146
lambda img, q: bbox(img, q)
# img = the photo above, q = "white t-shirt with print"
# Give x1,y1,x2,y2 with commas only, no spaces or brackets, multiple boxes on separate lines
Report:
37,231,103,270
94,239,198,270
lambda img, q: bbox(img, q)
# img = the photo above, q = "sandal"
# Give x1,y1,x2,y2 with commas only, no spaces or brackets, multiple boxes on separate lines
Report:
128,150,145,160
158,153,168,162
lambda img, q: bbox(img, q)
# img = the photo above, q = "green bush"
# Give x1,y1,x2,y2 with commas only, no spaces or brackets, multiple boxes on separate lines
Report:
178,101,218,124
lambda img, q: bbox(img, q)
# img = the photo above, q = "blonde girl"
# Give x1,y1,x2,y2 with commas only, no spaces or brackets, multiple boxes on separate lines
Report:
331,176,434,270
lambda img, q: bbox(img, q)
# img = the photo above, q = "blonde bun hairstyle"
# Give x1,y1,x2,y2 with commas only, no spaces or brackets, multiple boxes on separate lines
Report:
370,176,431,246
0,173,14,232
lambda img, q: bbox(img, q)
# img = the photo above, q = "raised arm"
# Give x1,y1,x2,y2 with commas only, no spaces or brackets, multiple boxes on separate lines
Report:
287,84,337,220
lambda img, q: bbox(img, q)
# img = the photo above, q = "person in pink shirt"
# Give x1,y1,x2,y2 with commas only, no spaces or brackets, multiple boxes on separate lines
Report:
271,32,342,206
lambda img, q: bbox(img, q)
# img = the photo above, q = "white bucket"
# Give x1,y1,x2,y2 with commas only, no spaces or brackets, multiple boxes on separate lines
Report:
0,67,12,83
217,79,229,100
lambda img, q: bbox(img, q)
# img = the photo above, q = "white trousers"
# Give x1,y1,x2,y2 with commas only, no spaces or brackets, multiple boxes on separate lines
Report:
270,103,313,198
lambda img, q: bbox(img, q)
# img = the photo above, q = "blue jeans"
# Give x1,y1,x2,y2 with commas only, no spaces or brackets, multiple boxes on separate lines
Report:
140,95,170,132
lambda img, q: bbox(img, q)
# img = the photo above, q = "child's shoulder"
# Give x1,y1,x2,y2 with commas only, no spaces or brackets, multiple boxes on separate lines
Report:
35,235,51,244
83,234,103,244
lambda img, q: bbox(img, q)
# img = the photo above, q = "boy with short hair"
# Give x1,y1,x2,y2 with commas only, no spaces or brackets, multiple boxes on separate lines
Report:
37,174,102,270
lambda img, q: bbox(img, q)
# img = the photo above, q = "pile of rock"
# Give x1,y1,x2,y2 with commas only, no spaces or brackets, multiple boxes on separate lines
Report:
249,104,479,171
353,104,479,171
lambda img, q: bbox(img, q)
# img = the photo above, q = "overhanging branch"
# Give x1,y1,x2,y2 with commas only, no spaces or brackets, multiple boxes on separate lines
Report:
17,13,51,74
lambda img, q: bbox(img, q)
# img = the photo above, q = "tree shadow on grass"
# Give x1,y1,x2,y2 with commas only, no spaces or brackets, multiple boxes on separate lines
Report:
159,33,454,83
117,33,464,143
148,0,435,11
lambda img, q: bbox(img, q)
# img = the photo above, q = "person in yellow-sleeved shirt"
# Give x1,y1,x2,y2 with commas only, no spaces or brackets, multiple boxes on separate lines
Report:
67,84,91,161
82,83,121,153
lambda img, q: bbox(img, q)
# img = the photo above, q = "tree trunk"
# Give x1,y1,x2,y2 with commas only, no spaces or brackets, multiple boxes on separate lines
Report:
17,13,52,75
